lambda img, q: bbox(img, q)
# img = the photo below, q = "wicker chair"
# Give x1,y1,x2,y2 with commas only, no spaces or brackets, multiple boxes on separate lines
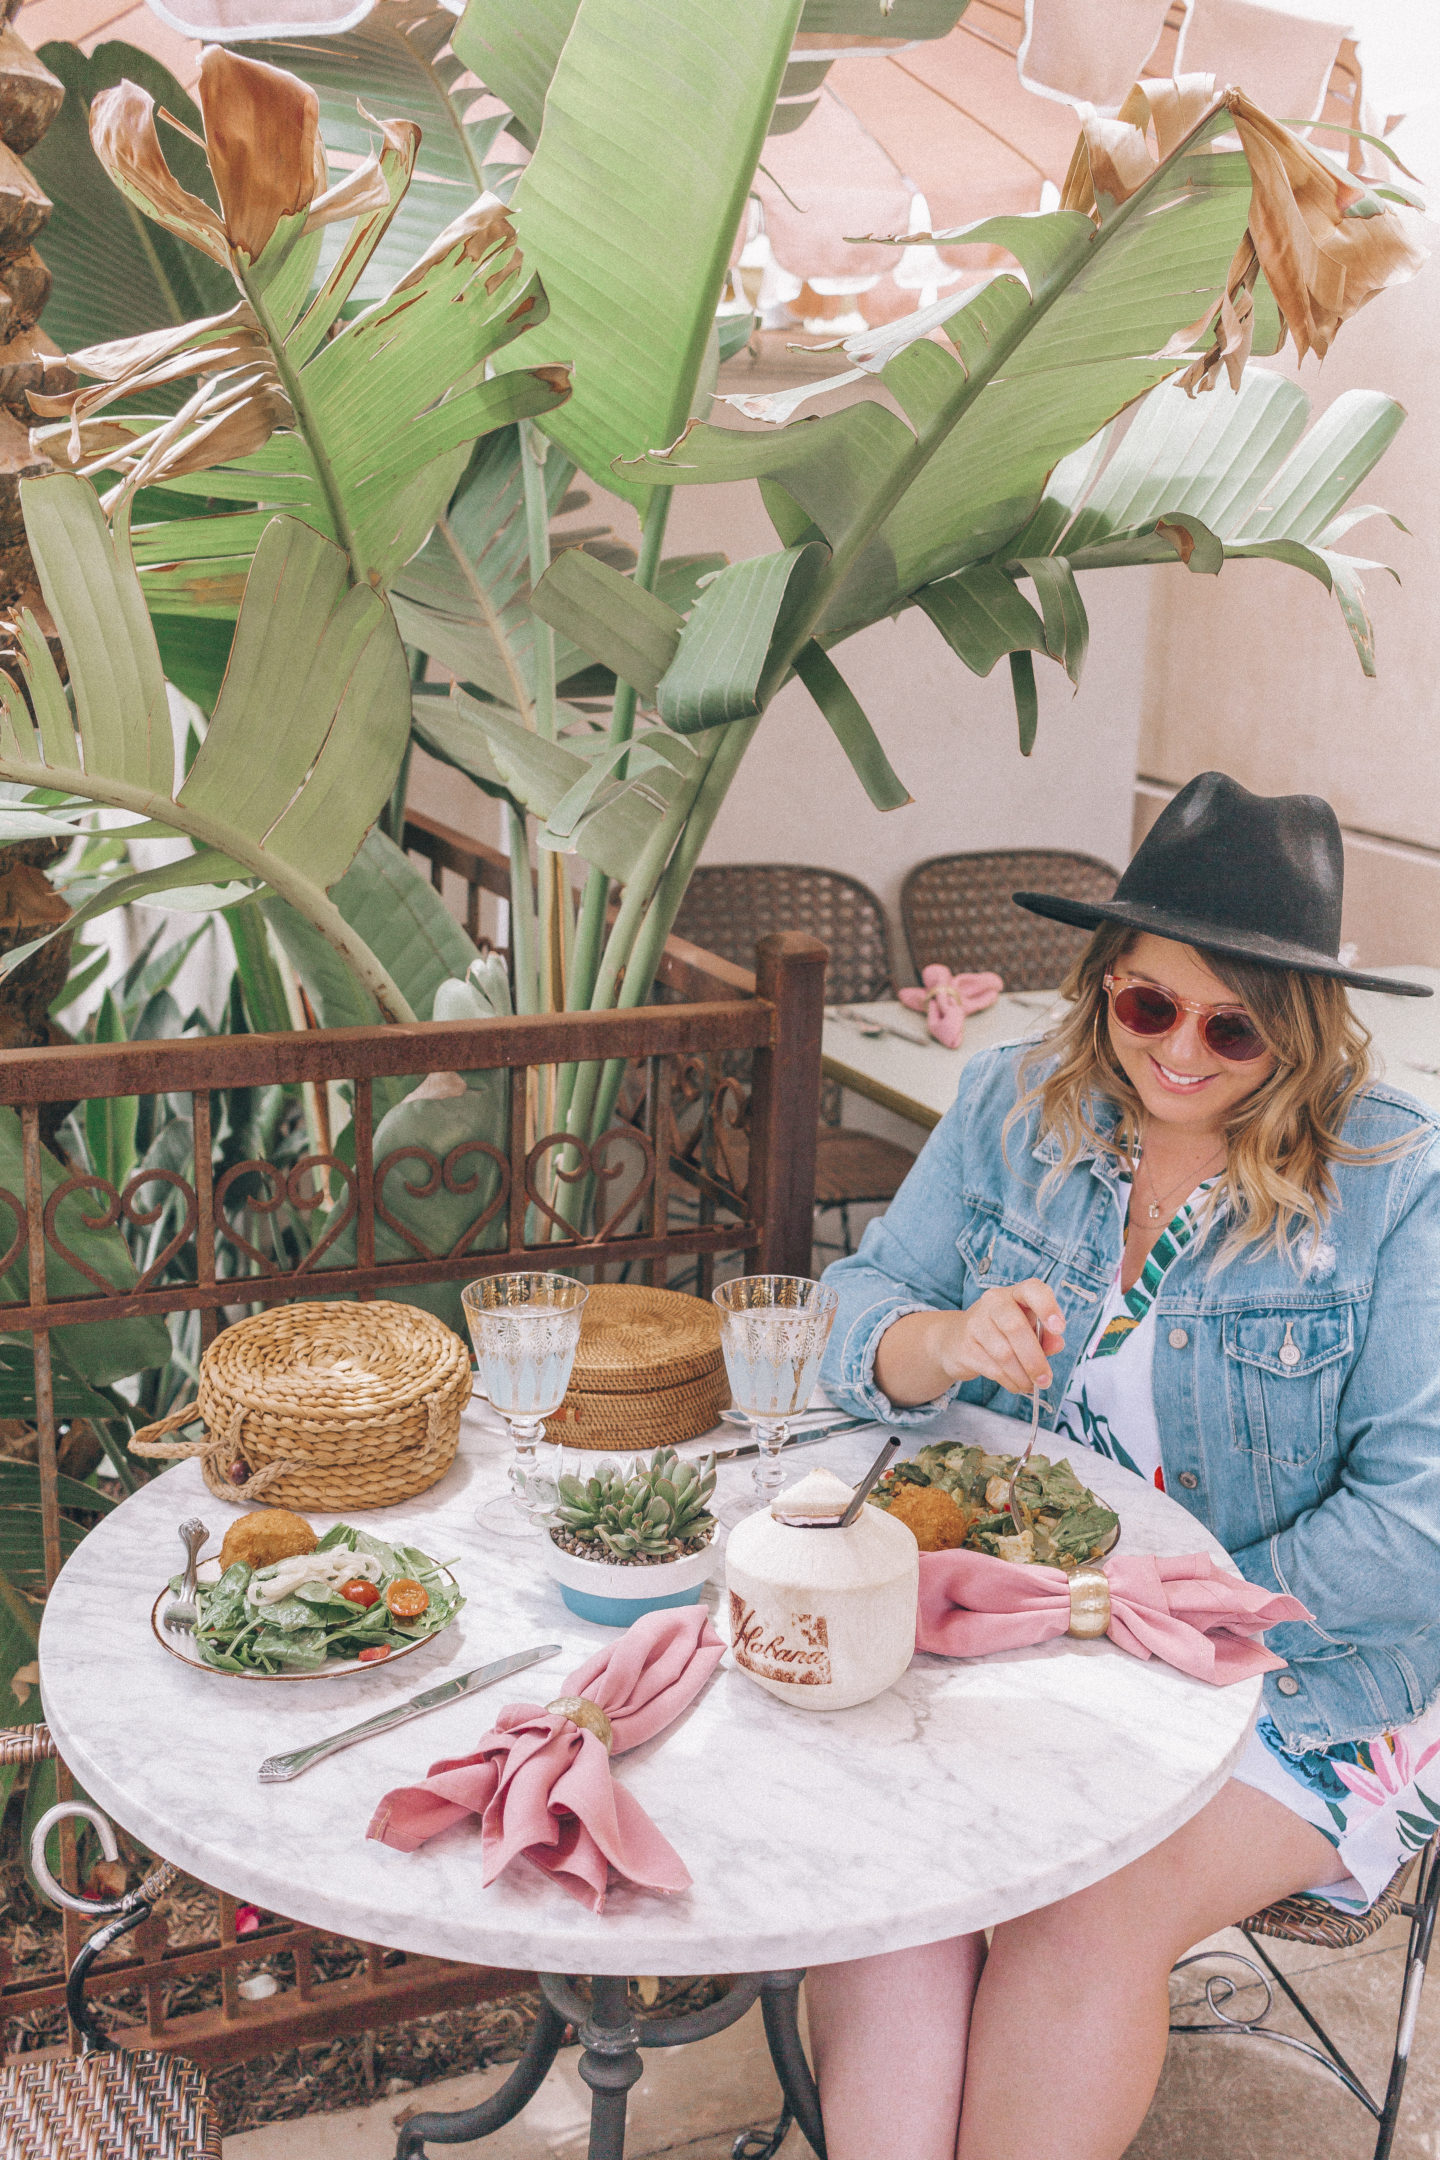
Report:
1170,1836,1440,2159
0,1726,221,2160
901,848,1121,993
672,865,915,1254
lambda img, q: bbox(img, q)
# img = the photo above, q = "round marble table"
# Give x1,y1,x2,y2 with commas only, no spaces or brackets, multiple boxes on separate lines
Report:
39,1401,1261,2156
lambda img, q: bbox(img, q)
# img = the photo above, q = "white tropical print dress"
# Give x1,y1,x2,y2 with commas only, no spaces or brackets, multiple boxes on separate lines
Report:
1055,1177,1440,1912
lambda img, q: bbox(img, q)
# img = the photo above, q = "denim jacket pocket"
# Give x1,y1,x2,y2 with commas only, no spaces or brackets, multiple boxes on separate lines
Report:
955,1206,1061,1291
1223,1304,1354,1468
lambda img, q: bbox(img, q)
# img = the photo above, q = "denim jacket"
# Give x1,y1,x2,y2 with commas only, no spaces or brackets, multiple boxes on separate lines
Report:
820,1042,1440,1750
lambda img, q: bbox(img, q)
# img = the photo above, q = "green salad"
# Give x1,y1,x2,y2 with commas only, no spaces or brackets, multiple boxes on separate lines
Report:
177,1523,463,1675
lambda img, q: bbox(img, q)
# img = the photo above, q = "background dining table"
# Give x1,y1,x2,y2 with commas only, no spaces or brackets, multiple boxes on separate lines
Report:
824,965,1440,1134
39,1398,1263,2155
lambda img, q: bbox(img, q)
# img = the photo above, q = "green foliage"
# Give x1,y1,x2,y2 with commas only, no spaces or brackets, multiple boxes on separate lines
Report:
18,4,1414,1088
236,1,521,297
500,0,804,506
0,482,418,1018
0,1106,170,1384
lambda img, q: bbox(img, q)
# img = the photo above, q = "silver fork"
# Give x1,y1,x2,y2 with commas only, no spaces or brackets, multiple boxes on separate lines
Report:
1005,1320,1049,1537
162,1518,209,1635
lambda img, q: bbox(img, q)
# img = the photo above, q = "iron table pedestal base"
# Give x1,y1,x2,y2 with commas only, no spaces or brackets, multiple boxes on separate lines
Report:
396,1969,825,2160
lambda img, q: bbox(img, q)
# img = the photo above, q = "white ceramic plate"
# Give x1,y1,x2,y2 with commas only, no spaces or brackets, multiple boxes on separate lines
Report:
151,1556,461,1682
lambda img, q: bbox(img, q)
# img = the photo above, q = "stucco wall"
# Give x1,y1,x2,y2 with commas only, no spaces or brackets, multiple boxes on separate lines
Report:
1135,232,1440,970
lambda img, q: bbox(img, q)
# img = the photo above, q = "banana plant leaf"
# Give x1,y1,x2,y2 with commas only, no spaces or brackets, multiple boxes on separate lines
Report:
798,0,971,25
0,477,420,1021
462,696,710,885
313,963,511,1328
604,80,1417,767
963,372,1407,685
451,0,580,152
452,0,971,151
393,433,728,711
236,1,522,299
261,825,480,1037
0,1461,118,1518
36,48,570,611
0,1567,41,1807
0,1106,171,1382
30,43,234,365
501,0,804,505
388,425,578,713
0,1346,129,1426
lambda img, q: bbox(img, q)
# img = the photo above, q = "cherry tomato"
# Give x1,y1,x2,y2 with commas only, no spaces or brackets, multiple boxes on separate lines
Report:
339,1579,380,1608
385,1578,430,1620
357,1644,391,1663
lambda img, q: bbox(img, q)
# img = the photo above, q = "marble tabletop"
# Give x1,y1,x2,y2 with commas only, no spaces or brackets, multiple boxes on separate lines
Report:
822,993,1058,1132
40,1401,1259,1978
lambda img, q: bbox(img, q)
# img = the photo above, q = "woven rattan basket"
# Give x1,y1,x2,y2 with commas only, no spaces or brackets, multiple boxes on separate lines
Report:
129,1301,472,1510
549,1284,728,1452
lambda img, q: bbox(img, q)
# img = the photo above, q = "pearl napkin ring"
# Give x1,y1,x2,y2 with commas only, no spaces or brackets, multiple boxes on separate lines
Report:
547,1695,615,1750
1067,1567,1112,1639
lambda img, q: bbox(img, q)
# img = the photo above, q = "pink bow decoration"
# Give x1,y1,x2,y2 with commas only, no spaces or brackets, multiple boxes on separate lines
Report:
916,1549,1311,1685
367,1606,724,1911
897,966,1004,1049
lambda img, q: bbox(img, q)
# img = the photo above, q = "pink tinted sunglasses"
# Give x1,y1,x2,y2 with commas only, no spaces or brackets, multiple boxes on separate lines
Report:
1103,973,1268,1063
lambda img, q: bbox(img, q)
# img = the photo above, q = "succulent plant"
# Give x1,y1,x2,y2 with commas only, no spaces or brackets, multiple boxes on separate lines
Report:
550,1447,717,1561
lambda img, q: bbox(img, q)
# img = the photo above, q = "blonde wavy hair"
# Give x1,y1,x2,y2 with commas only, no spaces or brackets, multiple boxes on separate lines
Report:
1006,922,1382,1266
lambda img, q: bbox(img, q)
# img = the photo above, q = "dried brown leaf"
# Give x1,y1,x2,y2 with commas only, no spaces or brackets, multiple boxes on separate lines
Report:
29,417,140,465
65,303,259,387
196,46,321,264
1230,92,1427,364
302,122,413,235
90,79,228,265
119,378,290,493
391,200,518,297
1059,74,1426,381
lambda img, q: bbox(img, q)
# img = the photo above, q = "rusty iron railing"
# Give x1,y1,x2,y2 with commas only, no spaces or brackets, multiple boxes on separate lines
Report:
0,902,826,2067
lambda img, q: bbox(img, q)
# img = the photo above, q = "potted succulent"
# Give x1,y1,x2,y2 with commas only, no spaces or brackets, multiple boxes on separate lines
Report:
542,1448,718,1625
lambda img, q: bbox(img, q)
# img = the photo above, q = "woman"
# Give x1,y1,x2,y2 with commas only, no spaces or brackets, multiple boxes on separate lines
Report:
812,772,1440,2160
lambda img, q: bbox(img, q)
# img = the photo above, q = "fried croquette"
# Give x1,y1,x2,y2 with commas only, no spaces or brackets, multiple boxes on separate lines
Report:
219,1508,318,1573
883,1483,973,1553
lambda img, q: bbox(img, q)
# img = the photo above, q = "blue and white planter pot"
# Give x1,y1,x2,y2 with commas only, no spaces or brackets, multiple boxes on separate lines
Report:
543,1533,717,1627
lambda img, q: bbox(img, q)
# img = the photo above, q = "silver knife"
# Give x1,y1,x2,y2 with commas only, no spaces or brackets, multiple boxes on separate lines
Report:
257,1644,562,1784
714,1421,868,1463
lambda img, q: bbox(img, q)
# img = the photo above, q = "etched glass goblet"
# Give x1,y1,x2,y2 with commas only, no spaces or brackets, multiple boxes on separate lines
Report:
713,1275,838,1526
462,1273,589,1538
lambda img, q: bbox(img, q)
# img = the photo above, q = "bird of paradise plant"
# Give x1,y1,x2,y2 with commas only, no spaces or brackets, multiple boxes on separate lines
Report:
5,0,1426,1183
0,41,569,1020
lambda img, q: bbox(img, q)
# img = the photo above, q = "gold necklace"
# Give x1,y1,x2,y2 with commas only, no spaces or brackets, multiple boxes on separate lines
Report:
1132,1144,1227,1224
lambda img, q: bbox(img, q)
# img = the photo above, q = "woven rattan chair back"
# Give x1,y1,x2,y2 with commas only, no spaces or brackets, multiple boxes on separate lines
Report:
0,2051,222,2160
0,1726,223,2160
901,849,1120,993
673,865,893,1006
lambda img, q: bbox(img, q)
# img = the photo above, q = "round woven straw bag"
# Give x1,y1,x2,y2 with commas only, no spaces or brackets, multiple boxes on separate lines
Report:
549,1283,729,1452
129,1301,472,1509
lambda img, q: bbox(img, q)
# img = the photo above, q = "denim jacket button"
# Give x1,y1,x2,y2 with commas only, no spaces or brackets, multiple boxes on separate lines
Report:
1276,1676,1300,1696
1168,1328,1189,1350
1279,1343,1302,1367
1178,1470,1198,1489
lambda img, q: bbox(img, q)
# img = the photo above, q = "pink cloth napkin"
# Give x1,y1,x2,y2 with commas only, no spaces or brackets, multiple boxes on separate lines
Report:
367,1606,724,1911
897,966,1004,1049
916,1549,1311,1685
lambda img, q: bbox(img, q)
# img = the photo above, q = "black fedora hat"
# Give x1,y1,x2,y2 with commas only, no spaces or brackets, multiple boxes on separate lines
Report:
1013,772,1431,998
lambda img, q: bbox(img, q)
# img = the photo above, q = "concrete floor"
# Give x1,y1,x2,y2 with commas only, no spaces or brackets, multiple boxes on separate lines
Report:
223,1916,1439,2157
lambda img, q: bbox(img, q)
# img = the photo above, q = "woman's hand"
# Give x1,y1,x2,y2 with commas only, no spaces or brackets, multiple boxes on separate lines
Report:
874,1281,1065,1408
